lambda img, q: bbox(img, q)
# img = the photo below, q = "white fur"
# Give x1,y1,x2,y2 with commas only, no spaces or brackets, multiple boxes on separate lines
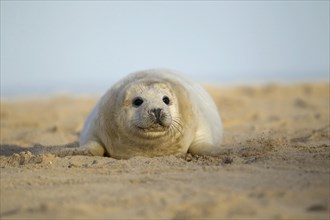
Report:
80,69,223,158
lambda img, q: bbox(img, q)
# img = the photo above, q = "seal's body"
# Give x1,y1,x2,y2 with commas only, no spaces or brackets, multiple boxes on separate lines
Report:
80,69,223,159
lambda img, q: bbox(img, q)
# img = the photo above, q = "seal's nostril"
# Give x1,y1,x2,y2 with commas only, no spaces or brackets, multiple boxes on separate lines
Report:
152,108,162,119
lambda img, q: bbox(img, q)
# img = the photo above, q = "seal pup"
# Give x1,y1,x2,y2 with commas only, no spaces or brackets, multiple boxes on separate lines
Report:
79,69,223,159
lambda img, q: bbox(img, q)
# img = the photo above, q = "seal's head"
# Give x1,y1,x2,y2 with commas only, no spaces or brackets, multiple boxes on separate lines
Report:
117,80,182,138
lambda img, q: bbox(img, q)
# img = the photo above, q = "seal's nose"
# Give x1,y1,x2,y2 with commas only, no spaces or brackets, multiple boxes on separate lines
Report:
152,108,162,120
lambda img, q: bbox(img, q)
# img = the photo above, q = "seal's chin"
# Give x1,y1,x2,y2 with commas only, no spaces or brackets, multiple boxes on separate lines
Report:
137,124,168,132
135,123,170,137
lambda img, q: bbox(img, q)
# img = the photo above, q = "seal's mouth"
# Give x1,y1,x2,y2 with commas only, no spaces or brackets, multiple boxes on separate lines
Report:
133,119,172,138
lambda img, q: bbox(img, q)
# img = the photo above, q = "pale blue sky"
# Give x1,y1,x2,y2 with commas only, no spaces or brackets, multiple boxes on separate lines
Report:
1,1,329,96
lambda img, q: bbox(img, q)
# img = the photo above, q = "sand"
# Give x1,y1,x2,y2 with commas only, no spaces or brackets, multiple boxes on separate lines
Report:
0,83,329,219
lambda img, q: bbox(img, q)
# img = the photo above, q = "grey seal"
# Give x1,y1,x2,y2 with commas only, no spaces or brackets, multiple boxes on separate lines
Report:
79,69,223,159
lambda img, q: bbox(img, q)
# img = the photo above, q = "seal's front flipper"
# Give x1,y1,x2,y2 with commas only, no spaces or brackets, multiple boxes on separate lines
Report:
188,142,222,156
79,141,105,156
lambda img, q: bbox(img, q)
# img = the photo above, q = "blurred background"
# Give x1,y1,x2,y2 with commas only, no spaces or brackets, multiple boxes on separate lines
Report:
1,1,329,97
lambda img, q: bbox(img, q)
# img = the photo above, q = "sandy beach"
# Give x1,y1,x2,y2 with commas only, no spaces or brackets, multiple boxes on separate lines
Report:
0,83,329,219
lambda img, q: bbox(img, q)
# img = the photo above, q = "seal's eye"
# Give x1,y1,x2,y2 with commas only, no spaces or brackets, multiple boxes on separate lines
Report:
162,96,170,105
132,97,144,107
